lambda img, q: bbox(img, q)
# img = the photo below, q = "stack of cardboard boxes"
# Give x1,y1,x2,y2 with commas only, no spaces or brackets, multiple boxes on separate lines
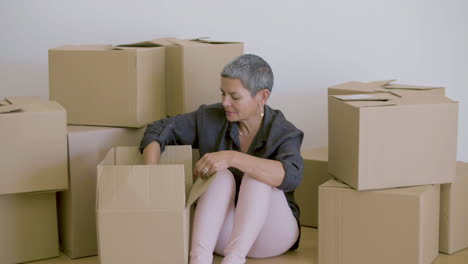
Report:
0,96,68,263
296,80,467,264
47,37,243,262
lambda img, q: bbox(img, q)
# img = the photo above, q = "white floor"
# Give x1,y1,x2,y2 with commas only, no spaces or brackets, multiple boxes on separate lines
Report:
26,227,468,264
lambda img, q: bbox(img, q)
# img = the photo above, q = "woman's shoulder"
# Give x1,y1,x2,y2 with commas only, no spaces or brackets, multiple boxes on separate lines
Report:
195,103,226,123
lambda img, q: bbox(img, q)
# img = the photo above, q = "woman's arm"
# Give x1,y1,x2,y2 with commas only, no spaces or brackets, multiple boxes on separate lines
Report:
195,133,303,191
194,151,285,187
143,141,161,165
231,152,285,187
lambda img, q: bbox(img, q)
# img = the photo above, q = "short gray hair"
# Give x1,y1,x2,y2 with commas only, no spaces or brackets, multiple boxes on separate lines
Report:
221,54,274,96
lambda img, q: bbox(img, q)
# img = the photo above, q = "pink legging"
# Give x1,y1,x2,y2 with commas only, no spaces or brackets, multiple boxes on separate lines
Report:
190,169,299,264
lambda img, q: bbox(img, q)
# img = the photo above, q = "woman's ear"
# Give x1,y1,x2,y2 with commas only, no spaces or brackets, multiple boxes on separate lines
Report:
256,89,271,104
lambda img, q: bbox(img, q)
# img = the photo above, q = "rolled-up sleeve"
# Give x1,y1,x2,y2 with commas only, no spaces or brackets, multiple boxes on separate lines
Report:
139,110,198,153
275,132,304,192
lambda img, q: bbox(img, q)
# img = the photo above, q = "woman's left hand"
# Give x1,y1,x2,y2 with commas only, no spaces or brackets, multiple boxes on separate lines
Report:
194,150,236,180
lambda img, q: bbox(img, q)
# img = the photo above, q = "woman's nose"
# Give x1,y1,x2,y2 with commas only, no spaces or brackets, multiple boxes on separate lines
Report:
222,97,230,107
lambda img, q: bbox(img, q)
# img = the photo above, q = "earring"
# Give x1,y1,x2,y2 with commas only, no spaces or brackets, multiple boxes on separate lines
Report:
260,105,264,117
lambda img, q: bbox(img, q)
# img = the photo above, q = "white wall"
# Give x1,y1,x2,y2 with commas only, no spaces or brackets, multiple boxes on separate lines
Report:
1,0,467,161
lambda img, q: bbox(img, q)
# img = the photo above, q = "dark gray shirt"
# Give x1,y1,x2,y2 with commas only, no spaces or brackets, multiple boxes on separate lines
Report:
139,103,304,249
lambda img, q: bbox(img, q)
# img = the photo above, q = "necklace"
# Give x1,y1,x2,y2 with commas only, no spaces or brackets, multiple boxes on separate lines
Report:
239,129,249,136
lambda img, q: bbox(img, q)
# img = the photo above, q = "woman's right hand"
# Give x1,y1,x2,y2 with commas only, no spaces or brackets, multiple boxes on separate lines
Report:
142,141,161,165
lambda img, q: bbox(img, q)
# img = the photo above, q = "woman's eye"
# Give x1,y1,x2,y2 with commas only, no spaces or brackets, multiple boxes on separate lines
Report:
232,96,240,100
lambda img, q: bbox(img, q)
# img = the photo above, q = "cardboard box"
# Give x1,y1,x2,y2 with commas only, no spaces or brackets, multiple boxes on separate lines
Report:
328,79,445,96
440,161,468,254
57,126,145,259
96,145,211,264
49,43,167,127
0,96,68,195
164,39,244,116
296,147,332,227
0,192,59,263
328,92,458,191
318,179,440,264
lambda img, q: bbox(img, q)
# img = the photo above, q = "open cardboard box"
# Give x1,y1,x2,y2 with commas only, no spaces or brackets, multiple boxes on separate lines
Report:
96,145,213,264
328,92,458,191
0,96,67,195
49,42,167,128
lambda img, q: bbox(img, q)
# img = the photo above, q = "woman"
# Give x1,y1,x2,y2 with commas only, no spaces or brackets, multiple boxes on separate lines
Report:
140,54,304,264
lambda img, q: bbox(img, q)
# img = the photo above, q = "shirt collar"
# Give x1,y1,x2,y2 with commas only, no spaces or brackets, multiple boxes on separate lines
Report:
227,105,272,152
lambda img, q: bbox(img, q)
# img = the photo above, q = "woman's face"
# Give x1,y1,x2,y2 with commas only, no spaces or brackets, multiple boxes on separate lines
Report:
220,77,264,122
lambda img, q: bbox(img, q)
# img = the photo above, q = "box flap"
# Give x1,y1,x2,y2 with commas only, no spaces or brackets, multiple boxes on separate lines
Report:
51,45,113,51
5,96,48,105
190,37,243,45
395,93,456,105
367,79,396,88
383,84,444,90
117,37,177,48
169,39,208,47
329,81,369,92
0,104,22,114
331,93,396,101
186,176,217,208
0,98,64,114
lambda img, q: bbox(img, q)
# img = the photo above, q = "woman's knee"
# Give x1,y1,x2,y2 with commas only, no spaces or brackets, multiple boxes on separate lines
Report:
240,174,274,194
210,169,235,187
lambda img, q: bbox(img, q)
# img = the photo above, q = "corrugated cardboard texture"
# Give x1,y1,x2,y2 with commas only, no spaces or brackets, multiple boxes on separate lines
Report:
96,146,193,264
296,147,332,227
318,179,439,264
166,40,244,116
0,97,68,195
440,162,468,254
328,80,445,96
0,192,59,263
49,45,166,127
58,126,145,259
328,93,458,191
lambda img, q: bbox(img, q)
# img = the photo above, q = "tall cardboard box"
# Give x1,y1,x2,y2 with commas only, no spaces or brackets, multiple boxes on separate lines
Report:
49,44,166,127
296,147,332,227
0,192,59,264
318,179,440,264
440,161,468,254
57,126,145,259
328,92,458,191
97,146,211,264
165,39,244,116
328,79,445,96
0,96,68,195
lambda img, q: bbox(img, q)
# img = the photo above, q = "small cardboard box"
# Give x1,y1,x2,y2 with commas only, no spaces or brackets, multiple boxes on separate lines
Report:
440,161,468,254
164,38,244,116
57,126,145,259
296,147,332,227
0,192,59,264
328,92,458,191
318,179,440,264
96,146,211,264
49,43,167,127
0,96,68,195
328,79,445,96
